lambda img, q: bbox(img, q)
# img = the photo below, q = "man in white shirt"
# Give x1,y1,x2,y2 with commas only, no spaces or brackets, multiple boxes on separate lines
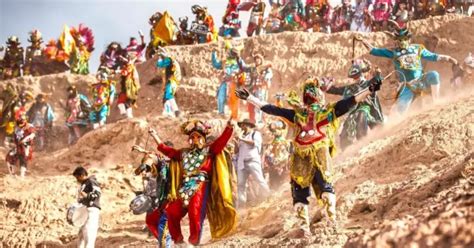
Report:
236,119,270,207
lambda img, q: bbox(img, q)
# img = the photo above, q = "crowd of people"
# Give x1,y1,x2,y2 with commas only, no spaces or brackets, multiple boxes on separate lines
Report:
66,21,472,247
2,0,474,81
2,1,474,248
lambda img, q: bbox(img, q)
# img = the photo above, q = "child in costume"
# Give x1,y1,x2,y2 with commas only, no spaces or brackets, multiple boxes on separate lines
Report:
148,118,236,245
357,20,458,113
235,76,382,234
89,70,115,129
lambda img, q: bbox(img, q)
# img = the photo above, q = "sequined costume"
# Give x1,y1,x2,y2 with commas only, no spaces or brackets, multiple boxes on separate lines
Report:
99,42,124,72
237,77,382,230
191,5,218,43
363,20,458,113
156,120,236,245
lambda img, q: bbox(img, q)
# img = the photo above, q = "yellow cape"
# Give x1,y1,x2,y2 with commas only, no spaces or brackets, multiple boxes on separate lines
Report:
153,11,177,46
168,151,237,239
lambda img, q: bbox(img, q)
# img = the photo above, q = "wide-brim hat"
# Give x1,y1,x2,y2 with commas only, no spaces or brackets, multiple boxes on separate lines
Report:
238,119,256,128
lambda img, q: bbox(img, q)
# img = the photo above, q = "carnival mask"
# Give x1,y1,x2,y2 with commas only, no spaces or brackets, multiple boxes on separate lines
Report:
16,115,27,127
189,131,206,149
397,38,410,49
348,64,362,79
303,82,325,106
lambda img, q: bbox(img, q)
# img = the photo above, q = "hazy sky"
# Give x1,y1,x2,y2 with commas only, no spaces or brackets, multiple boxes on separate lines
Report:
0,0,232,70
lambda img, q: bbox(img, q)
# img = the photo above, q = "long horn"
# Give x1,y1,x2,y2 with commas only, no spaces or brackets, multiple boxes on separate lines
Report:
388,19,401,31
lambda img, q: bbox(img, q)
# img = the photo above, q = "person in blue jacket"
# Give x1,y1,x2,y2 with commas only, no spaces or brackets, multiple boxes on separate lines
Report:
356,20,458,113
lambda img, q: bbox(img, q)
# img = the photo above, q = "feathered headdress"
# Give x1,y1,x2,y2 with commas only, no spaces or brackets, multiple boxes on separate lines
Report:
180,120,212,136
71,23,95,52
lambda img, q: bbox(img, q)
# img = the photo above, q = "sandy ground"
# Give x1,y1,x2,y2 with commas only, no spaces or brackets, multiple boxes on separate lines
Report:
1,15,474,248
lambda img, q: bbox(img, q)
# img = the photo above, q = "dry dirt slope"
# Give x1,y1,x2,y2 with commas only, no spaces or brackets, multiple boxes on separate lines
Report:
1,14,474,248
0,90,472,248
212,91,474,248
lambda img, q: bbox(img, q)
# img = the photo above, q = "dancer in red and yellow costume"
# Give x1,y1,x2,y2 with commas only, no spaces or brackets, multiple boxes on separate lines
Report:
236,76,382,234
148,119,236,245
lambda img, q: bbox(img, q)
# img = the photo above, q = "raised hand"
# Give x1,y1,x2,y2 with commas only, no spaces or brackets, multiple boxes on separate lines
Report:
369,77,382,93
148,128,158,136
148,127,162,144
354,34,364,41
227,116,236,128
235,88,250,100
132,145,146,153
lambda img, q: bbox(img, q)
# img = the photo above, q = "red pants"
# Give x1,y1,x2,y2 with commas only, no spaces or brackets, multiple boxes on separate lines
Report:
146,209,161,239
165,182,209,245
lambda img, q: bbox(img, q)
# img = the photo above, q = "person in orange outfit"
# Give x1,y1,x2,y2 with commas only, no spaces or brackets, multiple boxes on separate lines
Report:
212,41,248,118
149,118,236,246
